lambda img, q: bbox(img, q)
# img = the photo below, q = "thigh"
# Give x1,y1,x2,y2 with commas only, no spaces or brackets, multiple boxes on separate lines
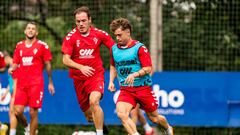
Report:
137,88,158,113
28,84,44,108
73,79,89,112
14,86,28,106
117,90,137,108
116,101,133,115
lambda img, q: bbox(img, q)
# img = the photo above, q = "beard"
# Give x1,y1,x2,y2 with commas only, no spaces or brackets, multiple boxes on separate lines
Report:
26,35,35,40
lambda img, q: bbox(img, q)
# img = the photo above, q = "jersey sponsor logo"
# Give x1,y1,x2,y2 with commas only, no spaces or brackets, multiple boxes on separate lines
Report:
22,56,33,66
79,49,94,58
66,28,77,40
115,58,138,66
119,67,132,75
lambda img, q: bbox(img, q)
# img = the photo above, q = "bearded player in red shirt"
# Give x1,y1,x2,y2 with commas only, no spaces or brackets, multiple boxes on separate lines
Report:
62,6,115,135
9,22,55,135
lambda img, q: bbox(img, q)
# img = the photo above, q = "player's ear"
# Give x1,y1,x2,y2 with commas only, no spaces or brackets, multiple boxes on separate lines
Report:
89,17,92,23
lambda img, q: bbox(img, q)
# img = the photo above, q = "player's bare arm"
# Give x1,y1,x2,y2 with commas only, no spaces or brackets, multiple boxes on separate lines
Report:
45,61,55,95
62,54,95,77
8,63,18,74
124,66,152,86
108,65,117,92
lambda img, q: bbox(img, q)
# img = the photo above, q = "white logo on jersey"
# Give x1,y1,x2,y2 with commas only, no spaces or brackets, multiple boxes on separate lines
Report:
93,37,98,45
22,56,33,66
33,48,38,55
142,46,148,53
76,40,80,47
79,49,94,58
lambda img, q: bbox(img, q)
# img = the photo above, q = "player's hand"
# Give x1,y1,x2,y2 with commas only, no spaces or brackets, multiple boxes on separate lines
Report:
79,66,95,77
108,82,116,92
124,74,135,86
48,83,55,96
8,67,14,74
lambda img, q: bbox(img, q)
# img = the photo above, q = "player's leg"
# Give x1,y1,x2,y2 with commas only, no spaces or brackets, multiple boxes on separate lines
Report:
14,86,28,128
9,79,18,135
14,105,28,127
28,83,44,135
138,87,173,135
116,101,139,135
89,91,104,135
9,96,17,135
130,105,138,124
137,109,154,135
29,107,38,135
146,111,173,135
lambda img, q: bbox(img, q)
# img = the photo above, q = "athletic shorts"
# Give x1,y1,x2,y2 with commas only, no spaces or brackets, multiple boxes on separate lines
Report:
14,83,44,108
117,86,158,112
73,76,104,112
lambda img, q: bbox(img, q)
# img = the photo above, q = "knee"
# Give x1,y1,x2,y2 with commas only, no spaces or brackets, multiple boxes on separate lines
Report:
89,99,100,107
117,111,128,121
14,107,23,116
29,108,38,118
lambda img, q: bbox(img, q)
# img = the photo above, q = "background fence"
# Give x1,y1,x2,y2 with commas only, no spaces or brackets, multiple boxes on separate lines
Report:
0,0,240,135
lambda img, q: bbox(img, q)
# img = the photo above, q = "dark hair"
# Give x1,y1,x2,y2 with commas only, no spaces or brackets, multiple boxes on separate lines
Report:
110,18,132,33
25,21,38,30
74,6,91,18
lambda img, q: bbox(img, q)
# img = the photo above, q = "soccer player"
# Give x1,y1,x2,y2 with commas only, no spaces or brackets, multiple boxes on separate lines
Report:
108,18,174,135
0,51,18,135
8,21,55,135
61,6,115,135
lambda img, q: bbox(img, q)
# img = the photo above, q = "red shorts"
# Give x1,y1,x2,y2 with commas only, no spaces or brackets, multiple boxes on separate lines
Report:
14,83,44,108
117,86,158,112
73,75,104,112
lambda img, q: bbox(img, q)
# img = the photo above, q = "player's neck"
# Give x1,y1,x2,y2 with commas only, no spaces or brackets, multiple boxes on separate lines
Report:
126,38,133,47
25,38,36,45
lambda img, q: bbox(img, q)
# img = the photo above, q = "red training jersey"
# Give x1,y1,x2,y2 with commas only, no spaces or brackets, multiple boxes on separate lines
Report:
0,51,6,69
62,26,115,80
12,39,52,86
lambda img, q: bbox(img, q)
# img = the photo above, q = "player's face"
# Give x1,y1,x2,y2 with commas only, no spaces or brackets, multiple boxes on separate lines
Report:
24,24,38,40
114,28,131,46
75,12,91,34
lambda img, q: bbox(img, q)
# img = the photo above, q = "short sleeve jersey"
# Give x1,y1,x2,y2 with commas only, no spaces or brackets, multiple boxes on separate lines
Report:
62,27,115,80
0,51,6,69
13,39,52,86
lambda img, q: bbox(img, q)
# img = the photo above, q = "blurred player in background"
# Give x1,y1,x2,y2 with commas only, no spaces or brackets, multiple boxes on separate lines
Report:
9,21,55,135
0,51,18,135
108,18,174,135
62,6,115,135
0,51,6,72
